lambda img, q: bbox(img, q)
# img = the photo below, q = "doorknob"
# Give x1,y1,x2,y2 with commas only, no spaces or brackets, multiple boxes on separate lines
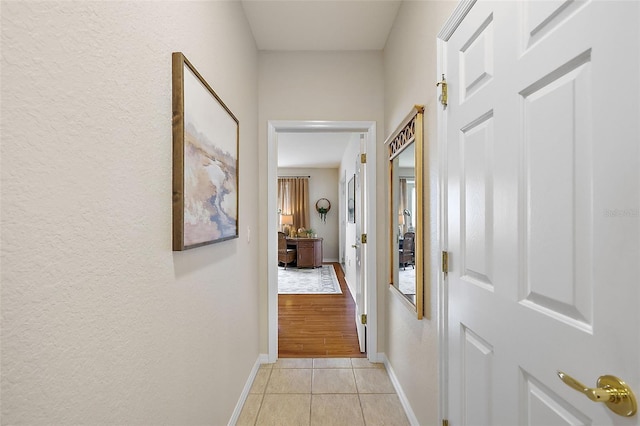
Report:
557,371,637,417
351,244,358,248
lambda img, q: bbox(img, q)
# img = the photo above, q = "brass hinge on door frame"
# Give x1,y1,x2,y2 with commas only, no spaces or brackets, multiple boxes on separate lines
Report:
361,314,367,325
361,153,367,163
442,420,449,426
442,251,449,276
361,234,367,244
436,74,448,107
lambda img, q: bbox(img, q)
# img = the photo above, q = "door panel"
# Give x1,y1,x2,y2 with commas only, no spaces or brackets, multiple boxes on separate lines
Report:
522,371,591,426
445,1,639,425
460,14,494,101
523,0,586,49
461,112,494,289
462,325,494,425
521,53,593,329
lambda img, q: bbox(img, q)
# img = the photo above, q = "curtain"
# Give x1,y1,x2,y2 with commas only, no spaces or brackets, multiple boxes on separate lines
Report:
398,178,408,235
278,177,310,231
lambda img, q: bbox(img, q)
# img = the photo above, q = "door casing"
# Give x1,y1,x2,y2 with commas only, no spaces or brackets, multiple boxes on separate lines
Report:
266,120,378,362
436,1,478,420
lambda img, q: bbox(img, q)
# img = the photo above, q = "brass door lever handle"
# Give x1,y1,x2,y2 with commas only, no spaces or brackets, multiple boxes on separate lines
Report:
557,371,637,417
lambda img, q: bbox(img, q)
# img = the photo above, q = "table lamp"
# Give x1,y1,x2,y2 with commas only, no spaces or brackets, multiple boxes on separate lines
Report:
281,214,294,235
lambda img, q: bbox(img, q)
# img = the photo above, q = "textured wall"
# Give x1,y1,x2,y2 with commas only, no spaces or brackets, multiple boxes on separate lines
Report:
1,2,259,424
277,167,340,261
257,51,385,353
383,1,456,424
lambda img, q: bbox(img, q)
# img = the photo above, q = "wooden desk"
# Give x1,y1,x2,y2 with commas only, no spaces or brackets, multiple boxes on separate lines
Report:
286,237,323,268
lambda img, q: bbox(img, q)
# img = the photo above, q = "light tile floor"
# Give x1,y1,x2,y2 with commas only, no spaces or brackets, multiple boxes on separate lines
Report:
236,358,410,426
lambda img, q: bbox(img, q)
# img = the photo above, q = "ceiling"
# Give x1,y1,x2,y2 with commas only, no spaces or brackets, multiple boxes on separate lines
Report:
241,1,401,51
277,132,358,168
242,1,401,168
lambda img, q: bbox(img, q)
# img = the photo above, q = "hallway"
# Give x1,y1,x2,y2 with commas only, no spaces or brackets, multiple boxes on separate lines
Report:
279,263,365,358
236,358,409,425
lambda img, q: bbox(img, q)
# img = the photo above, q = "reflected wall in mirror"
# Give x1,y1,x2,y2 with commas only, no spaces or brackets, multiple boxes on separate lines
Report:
386,105,425,319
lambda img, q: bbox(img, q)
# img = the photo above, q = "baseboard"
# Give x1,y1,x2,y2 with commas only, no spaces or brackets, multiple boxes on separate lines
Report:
228,354,268,426
370,352,385,363
381,354,420,426
324,257,339,262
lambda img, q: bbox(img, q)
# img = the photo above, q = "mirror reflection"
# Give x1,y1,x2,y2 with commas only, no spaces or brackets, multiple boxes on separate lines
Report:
386,105,424,319
392,144,416,304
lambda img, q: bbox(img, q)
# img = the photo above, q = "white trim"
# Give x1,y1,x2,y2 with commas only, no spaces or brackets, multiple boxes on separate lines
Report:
227,354,268,426
437,1,474,423
437,0,477,41
267,120,378,363
370,352,385,364
381,354,419,426
436,35,449,426
267,123,279,363
323,257,339,263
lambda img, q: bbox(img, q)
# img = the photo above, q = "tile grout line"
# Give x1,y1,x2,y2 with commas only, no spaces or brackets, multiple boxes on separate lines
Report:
245,358,403,425
253,366,273,426
354,364,368,426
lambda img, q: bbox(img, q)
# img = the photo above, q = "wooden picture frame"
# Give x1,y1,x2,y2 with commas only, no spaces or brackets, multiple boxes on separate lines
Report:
172,52,239,250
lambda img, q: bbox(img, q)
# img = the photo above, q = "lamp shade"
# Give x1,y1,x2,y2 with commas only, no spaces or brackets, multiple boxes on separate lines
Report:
281,214,294,225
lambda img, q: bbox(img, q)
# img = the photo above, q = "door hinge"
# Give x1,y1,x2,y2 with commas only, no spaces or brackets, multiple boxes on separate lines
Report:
361,314,367,325
361,153,366,163
436,74,448,107
442,420,449,426
442,251,449,275
361,234,367,244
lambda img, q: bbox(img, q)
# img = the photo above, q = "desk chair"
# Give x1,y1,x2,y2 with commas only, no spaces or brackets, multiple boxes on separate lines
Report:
278,232,296,269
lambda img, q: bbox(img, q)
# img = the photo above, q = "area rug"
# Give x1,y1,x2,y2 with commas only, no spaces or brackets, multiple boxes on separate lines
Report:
398,267,416,295
278,265,342,294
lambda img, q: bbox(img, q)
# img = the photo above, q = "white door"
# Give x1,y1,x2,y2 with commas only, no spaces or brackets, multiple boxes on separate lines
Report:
354,139,366,353
443,1,639,425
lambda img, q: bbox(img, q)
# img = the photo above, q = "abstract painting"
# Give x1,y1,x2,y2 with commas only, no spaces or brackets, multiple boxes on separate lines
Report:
172,52,239,250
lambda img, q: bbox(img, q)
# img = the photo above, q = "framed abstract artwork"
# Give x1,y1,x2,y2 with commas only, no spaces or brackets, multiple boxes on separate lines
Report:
172,52,239,250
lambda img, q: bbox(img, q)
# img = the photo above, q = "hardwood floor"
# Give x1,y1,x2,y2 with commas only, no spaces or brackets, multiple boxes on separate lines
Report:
278,262,366,358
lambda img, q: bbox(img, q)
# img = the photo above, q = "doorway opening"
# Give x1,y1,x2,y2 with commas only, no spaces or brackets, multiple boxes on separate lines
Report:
267,120,378,363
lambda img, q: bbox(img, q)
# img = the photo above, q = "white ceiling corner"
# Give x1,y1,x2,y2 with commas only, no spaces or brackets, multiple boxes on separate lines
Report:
277,132,358,168
241,0,402,51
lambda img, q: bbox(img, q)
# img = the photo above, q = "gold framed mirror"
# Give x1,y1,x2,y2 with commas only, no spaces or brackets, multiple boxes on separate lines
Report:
386,105,424,319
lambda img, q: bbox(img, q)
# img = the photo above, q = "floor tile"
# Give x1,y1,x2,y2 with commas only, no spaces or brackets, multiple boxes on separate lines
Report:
313,358,352,369
236,393,263,426
312,369,357,394
255,394,311,426
350,358,384,369
250,368,272,394
359,394,410,426
274,358,314,369
266,368,312,393
239,357,411,426
311,394,364,426
354,368,396,393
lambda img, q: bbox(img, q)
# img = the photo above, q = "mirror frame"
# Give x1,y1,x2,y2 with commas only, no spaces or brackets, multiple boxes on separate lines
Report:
386,105,425,319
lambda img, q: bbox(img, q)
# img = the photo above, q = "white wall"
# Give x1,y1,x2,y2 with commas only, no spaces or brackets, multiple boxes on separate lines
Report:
258,51,385,352
1,2,259,424
278,168,339,261
383,1,457,424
